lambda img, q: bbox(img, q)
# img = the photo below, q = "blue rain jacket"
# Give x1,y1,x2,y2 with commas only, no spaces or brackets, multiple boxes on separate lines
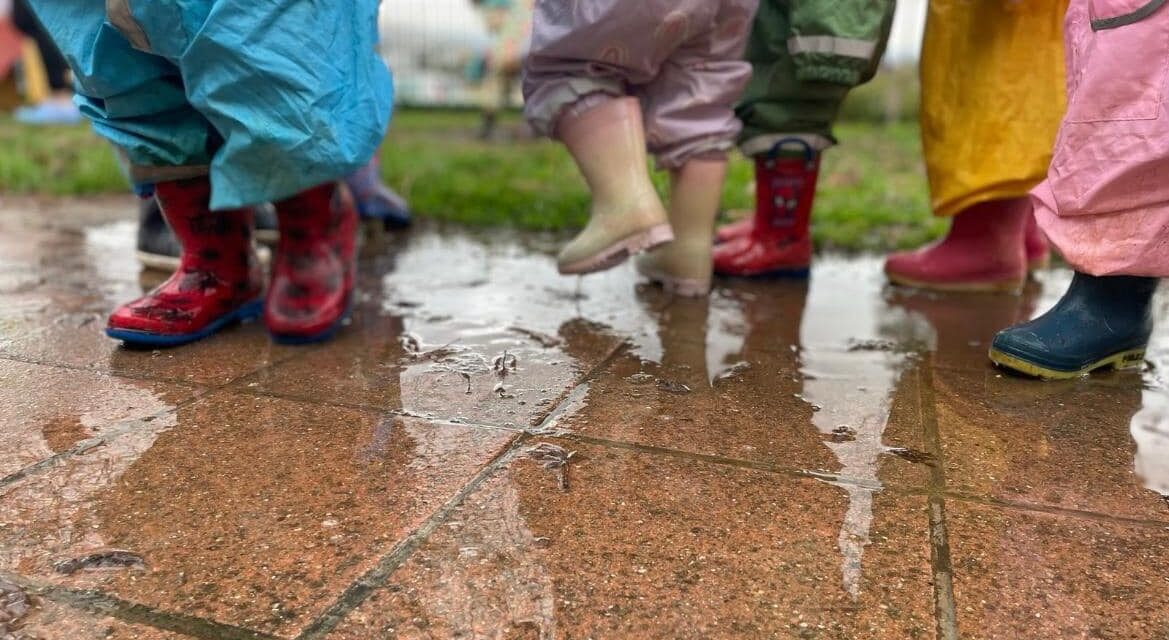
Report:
26,0,394,210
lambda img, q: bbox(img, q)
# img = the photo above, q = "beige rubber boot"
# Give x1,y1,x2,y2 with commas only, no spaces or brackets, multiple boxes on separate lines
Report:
556,97,673,275
636,157,727,297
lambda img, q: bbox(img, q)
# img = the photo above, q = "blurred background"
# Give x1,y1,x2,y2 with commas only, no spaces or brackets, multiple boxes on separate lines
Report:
0,0,939,253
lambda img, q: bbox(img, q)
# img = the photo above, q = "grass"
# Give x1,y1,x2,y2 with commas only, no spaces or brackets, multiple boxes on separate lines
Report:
0,106,943,253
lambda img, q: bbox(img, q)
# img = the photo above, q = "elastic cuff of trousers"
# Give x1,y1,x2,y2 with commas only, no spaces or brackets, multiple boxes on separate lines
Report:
525,78,624,137
654,137,735,171
795,65,863,86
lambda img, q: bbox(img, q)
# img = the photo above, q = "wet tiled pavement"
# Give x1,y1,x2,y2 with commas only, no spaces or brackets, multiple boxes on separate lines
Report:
1,197,1167,639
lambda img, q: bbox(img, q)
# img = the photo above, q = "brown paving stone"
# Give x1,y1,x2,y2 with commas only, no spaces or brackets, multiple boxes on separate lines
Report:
554,289,932,489
933,366,1168,522
0,359,198,479
13,598,197,640
327,440,936,640
948,502,1169,640
0,392,518,637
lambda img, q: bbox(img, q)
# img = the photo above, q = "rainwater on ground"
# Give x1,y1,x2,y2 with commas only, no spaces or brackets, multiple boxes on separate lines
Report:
0,197,1167,639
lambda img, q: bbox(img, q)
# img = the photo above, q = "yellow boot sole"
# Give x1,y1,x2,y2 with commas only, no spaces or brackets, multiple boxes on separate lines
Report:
987,346,1147,380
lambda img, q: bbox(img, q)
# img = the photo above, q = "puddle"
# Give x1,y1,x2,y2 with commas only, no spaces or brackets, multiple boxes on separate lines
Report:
1129,390,1169,499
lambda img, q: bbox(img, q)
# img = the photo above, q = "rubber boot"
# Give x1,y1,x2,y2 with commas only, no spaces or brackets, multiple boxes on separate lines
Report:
712,140,818,277
135,197,183,272
137,198,275,271
107,178,262,347
884,197,1030,292
265,182,358,344
1024,213,1051,272
555,96,673,275
343,153,412,230
989,272,1158,379
714,215,753,244
636,157,727,297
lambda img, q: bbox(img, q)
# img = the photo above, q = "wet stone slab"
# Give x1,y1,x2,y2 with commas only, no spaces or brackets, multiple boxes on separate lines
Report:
0,392,517,637
947,502,1169,640
244,232,640,427
551,259,934,490
0,360,199,480
933,366,1169,523
5,595,198,640
326,440,936,640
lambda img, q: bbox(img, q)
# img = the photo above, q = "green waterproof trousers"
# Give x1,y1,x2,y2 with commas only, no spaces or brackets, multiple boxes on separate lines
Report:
736,0,896,156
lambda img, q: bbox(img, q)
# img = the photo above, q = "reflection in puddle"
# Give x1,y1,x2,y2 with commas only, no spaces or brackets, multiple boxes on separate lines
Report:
1130,391,1169,498
795,257,924,599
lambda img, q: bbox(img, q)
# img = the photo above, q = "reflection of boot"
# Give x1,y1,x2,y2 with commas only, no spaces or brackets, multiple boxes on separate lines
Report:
990,273,1158,379
655,295,712,389
713,140,818,277
266,183,358,344
884,198,1029,293
556,97,672,275
637,158,726,297
107,178,262,347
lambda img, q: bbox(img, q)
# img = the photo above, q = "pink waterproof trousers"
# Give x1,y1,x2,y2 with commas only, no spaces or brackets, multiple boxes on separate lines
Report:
1034,0,1169,276
523,0,759,170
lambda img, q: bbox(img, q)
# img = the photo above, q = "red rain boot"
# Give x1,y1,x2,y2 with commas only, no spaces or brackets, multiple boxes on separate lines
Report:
265,182,358,344
1024,211,1051,272
883,197,1029,293
714,216,753,244
712,142,819,277
106,178,263,347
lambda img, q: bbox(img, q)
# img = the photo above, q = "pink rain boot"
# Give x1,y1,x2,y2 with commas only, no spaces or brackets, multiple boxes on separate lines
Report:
884,197,1030,293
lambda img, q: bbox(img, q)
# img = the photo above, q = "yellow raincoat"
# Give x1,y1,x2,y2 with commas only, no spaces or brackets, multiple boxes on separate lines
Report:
921,0,1067,218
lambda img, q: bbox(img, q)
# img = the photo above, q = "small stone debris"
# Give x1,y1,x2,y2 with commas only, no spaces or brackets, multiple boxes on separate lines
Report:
526,443,575,492
0,578,30,640
829,426,857,443
712,361,751,385
510,327,563,348
885,447,937,466
53,550,146,576
655,379,692,395
846,338,901,353
627,373,655,385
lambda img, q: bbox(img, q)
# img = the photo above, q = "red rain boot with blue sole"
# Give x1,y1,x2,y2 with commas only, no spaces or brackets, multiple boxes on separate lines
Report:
989,272,1157,379
106,178,263,347
265,182,358,345
713,139,818,278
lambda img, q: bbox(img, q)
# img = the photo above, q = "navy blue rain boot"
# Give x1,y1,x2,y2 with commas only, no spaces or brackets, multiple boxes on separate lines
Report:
989,272,1158,379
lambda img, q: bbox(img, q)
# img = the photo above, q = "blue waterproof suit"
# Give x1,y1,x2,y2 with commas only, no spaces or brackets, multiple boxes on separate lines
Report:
25,0,393,210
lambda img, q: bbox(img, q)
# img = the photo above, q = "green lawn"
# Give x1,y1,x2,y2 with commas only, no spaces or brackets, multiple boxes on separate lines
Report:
0,108,944,252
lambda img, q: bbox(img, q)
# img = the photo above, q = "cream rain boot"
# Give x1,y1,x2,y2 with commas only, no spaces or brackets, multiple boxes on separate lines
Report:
556,96,673,275
636,157,726,296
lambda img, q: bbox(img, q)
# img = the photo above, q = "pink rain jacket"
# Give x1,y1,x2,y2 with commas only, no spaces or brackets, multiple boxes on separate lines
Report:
1033,0,1169,276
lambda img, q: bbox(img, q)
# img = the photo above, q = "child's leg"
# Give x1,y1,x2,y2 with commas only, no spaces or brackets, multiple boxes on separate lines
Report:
990,0,1169,378
714,0,895,277
635,0,758,296
22,1,262,345
523,0,678,275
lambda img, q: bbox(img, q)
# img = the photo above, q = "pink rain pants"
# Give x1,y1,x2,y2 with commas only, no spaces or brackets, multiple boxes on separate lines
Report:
523,0,759,170
1034,0,1169,276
